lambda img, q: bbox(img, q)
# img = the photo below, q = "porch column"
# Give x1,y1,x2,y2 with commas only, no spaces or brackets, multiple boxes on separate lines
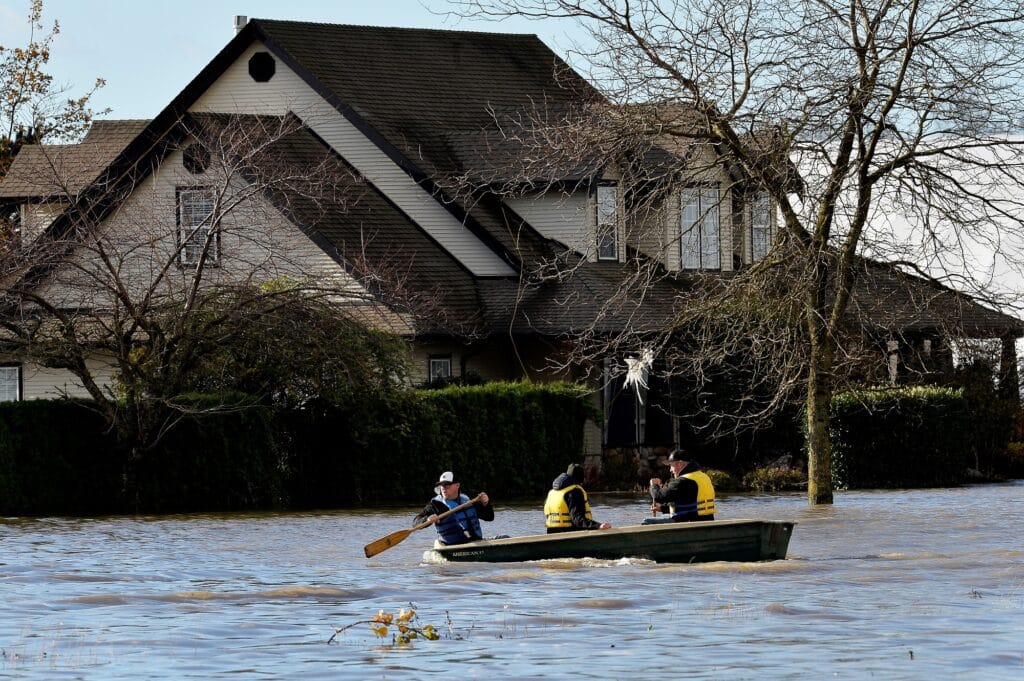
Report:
998,336,1020,405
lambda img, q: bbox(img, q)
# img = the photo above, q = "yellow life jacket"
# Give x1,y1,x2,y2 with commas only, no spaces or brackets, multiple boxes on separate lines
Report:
544,484,593,529
669,471,716,519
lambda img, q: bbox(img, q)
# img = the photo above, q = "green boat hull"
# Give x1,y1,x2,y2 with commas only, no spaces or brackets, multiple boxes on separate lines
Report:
433,519,795,564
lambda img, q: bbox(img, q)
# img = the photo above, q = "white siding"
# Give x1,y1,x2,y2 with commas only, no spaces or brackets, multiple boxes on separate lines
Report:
34,146,368,308
193,42,514,277
505,189,589,255
631,197,671,267
20,356,117,400
19,202,66,244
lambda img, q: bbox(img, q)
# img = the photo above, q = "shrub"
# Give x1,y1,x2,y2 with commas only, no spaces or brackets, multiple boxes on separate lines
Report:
994,442,1024,479
0,382,597,514
830,386,972,489
285,381,598,507
706,468,743,492
740,466,805,492
0,400,122,515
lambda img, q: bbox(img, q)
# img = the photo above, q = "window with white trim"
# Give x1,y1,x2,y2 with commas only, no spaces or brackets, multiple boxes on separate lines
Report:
680,187,721,269
177,188,217,266
428,356,452,386
596,183,619,261
751,191,771,262
0,365,21,402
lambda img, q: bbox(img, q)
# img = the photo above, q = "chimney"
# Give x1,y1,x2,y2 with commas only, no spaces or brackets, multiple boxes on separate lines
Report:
234,16,247,34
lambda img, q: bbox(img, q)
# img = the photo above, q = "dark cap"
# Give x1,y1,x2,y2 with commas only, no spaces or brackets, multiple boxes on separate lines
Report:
666,449,688,463
566,463,584,482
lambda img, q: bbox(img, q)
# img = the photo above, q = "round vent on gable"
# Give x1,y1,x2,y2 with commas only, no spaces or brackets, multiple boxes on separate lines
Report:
248,52,276,82
182,143,210,175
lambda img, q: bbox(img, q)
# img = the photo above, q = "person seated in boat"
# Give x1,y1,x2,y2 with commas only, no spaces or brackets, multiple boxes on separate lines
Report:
544,463,612,533
414,471,493,545
647,449,716,524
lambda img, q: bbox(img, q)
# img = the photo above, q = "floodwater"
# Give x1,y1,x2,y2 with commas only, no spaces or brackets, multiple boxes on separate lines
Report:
1,482,1022,680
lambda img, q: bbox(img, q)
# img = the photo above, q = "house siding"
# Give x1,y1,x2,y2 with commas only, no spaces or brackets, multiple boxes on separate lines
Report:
505,189,589,256
34,146,367,308
19,202,66,244
192,42,515,278
18,357,117,400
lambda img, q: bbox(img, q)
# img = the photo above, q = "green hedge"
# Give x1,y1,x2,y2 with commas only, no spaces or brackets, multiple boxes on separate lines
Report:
0,396,285,516
830,386,972,489
285,381,597,507
134,395,286,513
0,381,596,515
0,401,121,515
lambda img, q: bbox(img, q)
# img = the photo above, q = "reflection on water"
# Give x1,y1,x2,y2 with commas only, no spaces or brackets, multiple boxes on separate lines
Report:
2,482,1023,679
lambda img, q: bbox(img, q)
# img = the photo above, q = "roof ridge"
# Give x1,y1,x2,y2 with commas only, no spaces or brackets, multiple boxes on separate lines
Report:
250,17,539,39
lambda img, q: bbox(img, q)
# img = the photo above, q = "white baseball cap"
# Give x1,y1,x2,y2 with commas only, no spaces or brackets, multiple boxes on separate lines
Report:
434,471,457,494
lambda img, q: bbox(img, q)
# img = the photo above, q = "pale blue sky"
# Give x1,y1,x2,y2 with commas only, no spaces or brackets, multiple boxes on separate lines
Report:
0,0,584,120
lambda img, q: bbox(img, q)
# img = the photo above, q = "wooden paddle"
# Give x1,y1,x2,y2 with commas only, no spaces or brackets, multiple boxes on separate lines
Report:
363,494,484,558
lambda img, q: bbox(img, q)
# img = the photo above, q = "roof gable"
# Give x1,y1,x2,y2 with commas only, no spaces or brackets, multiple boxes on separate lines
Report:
250,20,599,177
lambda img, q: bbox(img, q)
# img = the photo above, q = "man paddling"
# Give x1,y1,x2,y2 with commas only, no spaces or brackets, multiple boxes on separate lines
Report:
647,449,716,523
414,471,493,545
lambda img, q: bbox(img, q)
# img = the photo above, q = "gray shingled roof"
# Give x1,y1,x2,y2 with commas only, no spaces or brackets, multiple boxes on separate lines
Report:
847,258,1024,338
0,120,148,199
254,20,598,177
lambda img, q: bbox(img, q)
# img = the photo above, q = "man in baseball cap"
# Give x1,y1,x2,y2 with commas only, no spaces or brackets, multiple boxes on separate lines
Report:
413,470,493,545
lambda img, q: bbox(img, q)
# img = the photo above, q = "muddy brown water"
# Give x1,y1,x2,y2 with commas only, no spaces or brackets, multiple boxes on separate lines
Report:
2,482,1022,679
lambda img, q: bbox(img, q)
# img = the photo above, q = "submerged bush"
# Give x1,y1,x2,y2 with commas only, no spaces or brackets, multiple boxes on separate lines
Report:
741,466,805,492
830,386,972,489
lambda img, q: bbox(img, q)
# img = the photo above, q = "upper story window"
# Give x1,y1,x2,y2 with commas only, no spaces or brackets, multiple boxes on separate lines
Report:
681,187,720,269
177,188,218,266
751,191,771,262
596,183,619,261
0,364,21,402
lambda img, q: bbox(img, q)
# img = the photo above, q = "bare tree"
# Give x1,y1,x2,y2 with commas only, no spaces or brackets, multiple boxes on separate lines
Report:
1,0,107,179
451,0,1024,504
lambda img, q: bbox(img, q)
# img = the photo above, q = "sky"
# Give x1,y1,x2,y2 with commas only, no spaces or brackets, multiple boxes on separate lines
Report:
0,0,584,120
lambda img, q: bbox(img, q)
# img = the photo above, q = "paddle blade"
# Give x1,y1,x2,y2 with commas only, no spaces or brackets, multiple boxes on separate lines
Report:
364,527,414,558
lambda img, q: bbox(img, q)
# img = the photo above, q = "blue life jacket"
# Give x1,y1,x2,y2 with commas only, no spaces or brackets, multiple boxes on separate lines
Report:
433,493,483,545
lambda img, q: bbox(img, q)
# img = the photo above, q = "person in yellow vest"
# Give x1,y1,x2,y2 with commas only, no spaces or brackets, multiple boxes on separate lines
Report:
544,463,612,533
648,449,716,523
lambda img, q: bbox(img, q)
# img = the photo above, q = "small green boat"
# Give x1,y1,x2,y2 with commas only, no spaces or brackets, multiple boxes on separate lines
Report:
431,519,795,564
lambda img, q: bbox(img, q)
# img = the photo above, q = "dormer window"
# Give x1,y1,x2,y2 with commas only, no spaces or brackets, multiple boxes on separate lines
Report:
751,191,771,262
596,183,619,261
177,188,218,266
681,187,720,269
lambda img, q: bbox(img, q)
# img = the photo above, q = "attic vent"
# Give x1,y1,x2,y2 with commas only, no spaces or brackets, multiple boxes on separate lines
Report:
248,52,276,82
183,143,210,175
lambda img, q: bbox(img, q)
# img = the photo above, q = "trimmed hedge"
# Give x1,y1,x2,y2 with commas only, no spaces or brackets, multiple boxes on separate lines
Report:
0,381,596,515
830,386,972,489
285,381,598,507
0,401,121,515
134,395,286,513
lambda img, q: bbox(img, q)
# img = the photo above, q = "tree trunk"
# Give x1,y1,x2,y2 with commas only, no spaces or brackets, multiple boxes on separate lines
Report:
805,337,835,505
998,335,1020,405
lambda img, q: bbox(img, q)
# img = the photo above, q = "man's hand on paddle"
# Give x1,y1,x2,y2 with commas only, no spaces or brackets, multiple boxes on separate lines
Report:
428,492,489,525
